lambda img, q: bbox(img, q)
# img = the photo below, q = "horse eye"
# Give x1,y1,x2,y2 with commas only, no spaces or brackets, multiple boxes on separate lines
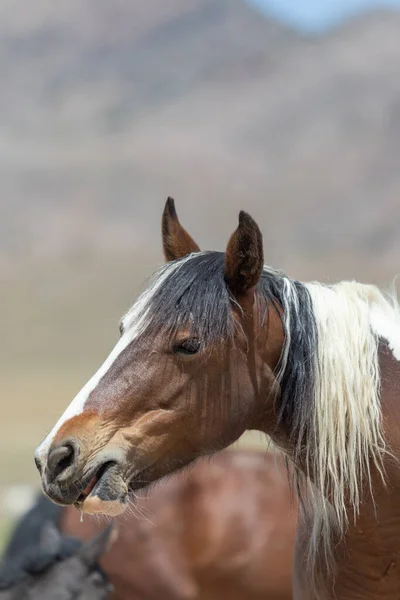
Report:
174,339,201,356
119,322,124,337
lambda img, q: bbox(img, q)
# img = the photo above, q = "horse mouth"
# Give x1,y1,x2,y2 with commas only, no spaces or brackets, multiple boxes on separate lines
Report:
75,461,117,507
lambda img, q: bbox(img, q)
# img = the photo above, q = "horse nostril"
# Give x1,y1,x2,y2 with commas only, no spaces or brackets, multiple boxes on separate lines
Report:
47,443,76,481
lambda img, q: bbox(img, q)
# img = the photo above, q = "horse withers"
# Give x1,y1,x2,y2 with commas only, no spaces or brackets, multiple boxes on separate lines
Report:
35,198,400,599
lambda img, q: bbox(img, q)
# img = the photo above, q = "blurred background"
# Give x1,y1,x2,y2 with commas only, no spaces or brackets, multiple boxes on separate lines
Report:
1,0,400,543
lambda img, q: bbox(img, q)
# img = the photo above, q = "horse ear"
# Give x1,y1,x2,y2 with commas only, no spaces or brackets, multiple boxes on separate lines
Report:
162,197,200,262
78,525,116,567
40,522,62,555
225,211,264,298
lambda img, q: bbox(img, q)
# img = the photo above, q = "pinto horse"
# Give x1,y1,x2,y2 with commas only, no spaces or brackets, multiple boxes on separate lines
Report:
35,198,400,599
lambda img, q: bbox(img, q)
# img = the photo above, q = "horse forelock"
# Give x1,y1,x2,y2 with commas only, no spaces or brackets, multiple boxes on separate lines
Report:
122,251,235,343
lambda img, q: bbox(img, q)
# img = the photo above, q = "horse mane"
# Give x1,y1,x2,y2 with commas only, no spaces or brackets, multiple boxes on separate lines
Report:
269,272,398,579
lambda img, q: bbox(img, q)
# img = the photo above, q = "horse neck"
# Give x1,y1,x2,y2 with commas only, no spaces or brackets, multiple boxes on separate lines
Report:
255,279,400,468
274,283,400,600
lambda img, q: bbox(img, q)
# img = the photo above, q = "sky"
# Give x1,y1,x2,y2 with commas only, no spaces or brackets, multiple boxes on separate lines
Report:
247,0,400,33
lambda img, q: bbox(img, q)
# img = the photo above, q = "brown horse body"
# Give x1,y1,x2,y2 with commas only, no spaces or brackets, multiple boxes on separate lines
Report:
62,450,296,600
35,199,400,599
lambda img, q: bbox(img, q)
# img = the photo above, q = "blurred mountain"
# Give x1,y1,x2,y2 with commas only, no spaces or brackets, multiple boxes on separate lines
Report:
1,1,399,271
0,0,295,269
1,0,400,366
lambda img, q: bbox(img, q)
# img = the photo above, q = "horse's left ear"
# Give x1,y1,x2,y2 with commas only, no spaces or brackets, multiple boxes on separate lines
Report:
225,211,264,298
162,197,200,262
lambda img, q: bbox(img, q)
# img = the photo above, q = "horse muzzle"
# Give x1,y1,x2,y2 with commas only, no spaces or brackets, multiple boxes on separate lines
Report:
35,440,129,515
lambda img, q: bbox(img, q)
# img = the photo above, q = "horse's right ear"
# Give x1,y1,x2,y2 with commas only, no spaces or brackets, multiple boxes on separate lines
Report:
225,211,264,299
162,197,200,262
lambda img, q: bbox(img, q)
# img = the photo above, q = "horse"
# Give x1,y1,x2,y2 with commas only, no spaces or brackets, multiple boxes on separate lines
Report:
34,197,400,599
0,520,113,599
9,450,296,600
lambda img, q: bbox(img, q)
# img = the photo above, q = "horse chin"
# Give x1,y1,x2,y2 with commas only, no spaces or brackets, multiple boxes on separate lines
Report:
80,494,127,516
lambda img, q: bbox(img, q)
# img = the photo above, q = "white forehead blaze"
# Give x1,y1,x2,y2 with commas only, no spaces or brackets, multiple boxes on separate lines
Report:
36,255,197,461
